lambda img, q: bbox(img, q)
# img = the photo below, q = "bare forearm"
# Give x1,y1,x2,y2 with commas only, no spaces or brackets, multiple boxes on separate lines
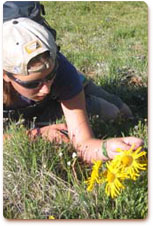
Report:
73,136,144,164
61,91,144,164
72,138,108,164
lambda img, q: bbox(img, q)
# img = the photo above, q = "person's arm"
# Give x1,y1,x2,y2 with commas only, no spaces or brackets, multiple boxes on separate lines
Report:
3,123,69,144
61,90,143,163
28,123,69,143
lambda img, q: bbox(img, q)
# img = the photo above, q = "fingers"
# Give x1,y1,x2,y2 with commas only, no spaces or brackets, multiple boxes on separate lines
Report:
48,130,69,143
49,123,68,130
108,141,131,159
38,124,68,134
27,128,40,140
122,137,144,149
107,137,144,160
58,132,69,143
40,128,69,143
116,142,131,151
28,125,69,144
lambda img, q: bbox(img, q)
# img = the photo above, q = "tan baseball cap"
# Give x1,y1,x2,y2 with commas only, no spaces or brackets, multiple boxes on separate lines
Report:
3,17,57,75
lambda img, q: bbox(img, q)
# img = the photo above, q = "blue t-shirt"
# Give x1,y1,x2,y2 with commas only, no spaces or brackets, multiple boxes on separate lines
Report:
5,52,83,110
51,52,83,101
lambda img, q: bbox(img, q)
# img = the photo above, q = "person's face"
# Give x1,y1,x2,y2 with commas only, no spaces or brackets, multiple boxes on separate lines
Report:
3,62,56,102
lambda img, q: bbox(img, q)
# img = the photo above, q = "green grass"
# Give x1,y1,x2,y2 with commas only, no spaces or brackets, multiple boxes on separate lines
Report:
3,1,148,219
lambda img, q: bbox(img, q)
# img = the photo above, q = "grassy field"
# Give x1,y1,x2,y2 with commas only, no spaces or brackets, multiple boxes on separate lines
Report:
3,1,148,219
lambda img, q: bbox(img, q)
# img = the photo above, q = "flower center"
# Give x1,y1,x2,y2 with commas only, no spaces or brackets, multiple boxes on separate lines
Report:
121,155,133,167
107,171,115,182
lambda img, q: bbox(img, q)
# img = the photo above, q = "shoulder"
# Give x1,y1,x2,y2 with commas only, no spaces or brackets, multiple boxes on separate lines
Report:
52,52,83,100
57,52,78,75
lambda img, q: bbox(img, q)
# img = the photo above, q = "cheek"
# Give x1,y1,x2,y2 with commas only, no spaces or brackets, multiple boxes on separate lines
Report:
11,80,53,101
37,80,53,92
11,82,37,97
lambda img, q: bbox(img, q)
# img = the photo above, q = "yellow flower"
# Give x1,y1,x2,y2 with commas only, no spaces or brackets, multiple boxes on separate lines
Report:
85,160,103,191
48,215,55,219
85,145,147,199
114,145,147,180
104,161,128,198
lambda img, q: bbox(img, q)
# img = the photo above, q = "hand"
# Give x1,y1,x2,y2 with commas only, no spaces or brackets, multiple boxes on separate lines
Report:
105,137,144,159
28,123,69,143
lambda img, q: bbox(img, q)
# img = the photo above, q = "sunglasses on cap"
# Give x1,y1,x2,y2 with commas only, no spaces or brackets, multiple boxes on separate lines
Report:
6,60,58,89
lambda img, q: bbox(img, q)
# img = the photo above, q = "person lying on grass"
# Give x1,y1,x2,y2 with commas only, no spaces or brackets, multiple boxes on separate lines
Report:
3,18,143,163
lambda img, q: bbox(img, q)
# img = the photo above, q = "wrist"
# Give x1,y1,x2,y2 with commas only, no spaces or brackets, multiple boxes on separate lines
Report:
102,140,109,159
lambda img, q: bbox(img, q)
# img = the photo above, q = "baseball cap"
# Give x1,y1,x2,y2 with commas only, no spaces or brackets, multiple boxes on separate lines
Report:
3,17,57,75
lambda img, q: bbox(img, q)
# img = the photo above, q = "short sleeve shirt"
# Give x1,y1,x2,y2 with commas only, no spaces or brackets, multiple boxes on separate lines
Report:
4,52,83,110
50,52,83,101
